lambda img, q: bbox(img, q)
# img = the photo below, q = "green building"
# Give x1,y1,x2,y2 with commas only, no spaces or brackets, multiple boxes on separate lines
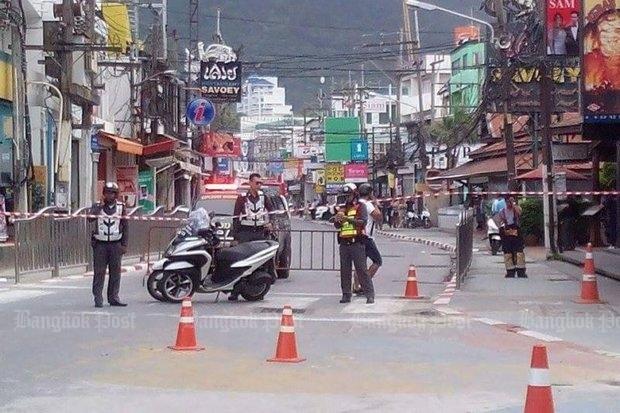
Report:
448,40,486,113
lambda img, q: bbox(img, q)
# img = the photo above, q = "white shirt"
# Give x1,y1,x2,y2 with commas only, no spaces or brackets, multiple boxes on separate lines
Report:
571,26,578,40
359,198,376,238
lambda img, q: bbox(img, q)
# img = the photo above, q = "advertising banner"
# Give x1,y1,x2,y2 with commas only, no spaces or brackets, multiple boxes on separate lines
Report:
583,0,620,123
344,163,368,183
199,60,242,103
116,166,138,207
138,170,155,213
547,0,581,56
216,158,232,175
282,159,302,181
200,132,241,157
293,145,320,159
325,117,359,162
325,163,345,184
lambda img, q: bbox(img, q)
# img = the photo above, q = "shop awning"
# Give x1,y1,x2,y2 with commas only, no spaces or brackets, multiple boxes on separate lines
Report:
515,165,588,181
99,132,143,155
428,154,534,181
145,156,176,170
142,137,179,157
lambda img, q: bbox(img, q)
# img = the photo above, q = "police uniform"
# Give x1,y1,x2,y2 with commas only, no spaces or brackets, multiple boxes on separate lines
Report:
335,201,375,304
233,190,274,243
90,200,128,306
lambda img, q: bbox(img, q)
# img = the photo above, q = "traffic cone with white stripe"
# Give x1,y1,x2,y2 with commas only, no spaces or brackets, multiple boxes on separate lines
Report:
524,344,554,413
168,297,205,351
575,243,604,304
267,305,305,363
403,265,424,299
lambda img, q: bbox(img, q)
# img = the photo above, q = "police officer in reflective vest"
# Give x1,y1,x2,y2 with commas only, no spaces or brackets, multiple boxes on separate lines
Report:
231,173,274,300
89,182,128,308
333,183,375,304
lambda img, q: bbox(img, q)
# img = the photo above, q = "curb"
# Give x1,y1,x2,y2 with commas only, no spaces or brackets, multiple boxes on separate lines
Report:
558,253,620,282
83,262,149,277
375,229,456,253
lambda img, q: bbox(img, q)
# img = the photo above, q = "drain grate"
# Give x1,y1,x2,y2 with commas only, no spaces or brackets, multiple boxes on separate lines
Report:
260,307,306,314
548,278,572,282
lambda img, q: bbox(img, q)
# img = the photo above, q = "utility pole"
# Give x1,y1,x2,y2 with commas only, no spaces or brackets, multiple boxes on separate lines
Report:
57,0,75,209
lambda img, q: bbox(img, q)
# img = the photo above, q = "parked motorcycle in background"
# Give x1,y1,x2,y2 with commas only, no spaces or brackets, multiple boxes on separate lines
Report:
487,217,502,255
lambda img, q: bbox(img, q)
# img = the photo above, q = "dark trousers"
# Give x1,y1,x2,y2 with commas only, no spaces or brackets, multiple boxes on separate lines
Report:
340,241,374,298
236,227,268,243
92,241,123,304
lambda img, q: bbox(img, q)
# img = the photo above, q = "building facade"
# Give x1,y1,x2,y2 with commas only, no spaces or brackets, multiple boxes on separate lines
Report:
448,41,486,113
238,75,293,133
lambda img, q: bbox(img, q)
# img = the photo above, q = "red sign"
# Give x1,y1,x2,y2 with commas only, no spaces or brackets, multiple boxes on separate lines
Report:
115,166,138,207
546,0,581,56
344,163,368,182
200,132,241,157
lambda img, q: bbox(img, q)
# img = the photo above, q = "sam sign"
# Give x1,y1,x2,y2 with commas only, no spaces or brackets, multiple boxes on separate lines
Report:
186,98,215,126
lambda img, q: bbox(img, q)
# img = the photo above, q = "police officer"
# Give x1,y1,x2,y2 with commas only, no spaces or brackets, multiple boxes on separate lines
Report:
230,173,274,301
333,183,375,304
90,182,128,308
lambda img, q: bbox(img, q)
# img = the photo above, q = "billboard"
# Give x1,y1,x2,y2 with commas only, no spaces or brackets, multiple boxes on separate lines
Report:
325,163,345,184
116,166,138,207
453,25,480,45
200,132,241,157
325,117,359,162
138,170,155,213
199,60,242,103
583,0,620,123
547,0,581,56
344,163,368,183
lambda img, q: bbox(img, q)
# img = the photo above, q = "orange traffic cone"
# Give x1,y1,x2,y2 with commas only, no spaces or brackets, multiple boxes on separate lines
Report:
575,243,604,304
524,344,555,413
168,297,205,351
267,305,305,363
403,265,424,299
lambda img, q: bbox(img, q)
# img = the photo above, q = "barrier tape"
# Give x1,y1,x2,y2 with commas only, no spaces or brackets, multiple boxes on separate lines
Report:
1,189,619,223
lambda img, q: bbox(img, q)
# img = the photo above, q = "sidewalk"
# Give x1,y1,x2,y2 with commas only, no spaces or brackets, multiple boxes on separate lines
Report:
560,247,620,281
451,242,620,355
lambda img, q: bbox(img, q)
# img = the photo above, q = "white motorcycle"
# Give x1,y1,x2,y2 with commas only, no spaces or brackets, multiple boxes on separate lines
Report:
147,209,279,303
487,217,502,255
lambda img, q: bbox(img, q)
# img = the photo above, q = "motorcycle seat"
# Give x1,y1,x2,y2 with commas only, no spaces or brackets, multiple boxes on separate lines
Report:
216,240,278,263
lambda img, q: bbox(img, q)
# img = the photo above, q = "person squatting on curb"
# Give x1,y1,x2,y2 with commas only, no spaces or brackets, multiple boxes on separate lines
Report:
89,182,128,308
353,183,383,295
333,183,375,305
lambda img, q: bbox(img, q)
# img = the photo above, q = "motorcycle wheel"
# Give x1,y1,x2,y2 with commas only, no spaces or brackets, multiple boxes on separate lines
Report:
424,219,431,229
491,240,500,256
147,271,167,302
240,281,271,302
160,271,196,303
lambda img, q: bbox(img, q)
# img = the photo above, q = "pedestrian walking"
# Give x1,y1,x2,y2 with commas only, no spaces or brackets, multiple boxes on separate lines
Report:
498,196,527,278
89,182,128,308
352,183,383,295
231,173,274,300
333,183,374,304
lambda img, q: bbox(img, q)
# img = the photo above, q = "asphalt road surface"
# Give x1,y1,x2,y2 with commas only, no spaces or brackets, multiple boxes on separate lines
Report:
1,219,619,412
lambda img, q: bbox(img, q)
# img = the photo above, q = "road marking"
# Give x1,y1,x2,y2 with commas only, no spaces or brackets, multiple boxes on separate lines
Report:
517,330,563,342
595,350,620,359
253,296,320,310
271,292,396,298
474,318,506,326
0,290,52,304
433,297,451,305
341,299,409,314
436,307,463,315
41,278,62,284
16,284,89,290
0,277,8,282
65,275,85,280
0,288,8,292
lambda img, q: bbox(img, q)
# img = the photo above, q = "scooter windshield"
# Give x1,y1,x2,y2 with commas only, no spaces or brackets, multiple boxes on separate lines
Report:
174,208,211,242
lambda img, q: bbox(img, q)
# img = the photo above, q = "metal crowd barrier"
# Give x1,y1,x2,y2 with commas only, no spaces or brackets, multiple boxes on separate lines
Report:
284,229,340,272
455,208,475,289
12,206,189,283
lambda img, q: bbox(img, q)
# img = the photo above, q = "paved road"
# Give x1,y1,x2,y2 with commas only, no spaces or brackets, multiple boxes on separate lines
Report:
1,219,619,412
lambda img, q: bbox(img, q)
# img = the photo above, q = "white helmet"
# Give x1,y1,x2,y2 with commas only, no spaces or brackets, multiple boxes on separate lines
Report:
342,183,357,194
103,182,119,193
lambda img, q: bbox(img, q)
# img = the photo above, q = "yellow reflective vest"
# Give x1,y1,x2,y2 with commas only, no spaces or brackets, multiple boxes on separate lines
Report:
339,206,359,238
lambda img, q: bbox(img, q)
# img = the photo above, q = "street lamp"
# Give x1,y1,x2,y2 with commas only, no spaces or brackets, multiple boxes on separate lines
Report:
405,0,496,44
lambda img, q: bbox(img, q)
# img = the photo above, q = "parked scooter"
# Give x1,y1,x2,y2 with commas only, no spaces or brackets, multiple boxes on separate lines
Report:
146,209,279,303
403,208,432,229
487,217,502,255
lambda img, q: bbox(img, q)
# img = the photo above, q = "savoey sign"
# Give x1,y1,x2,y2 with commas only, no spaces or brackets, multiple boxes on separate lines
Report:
199,60,242,103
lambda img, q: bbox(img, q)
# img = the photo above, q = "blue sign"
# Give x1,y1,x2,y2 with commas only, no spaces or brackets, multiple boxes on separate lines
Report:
186,98,216,126
351,139,368,161
216,158,231,174
90,131,100,152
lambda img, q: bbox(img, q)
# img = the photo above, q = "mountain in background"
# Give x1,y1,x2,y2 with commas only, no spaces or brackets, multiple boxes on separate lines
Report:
166,0,487,111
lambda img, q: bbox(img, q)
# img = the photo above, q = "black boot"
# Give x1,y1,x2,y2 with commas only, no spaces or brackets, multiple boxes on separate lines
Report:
517,269,528,278
339,294,352,304
109,300,127,307
505,270,516,278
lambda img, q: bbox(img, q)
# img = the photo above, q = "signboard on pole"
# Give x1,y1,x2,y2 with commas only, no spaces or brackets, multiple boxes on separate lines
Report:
186,98,216,126
200,60,242,103
200,132,241,157
116,166,138,207
582,0,620,124
138,170,155,213
351,139,368,161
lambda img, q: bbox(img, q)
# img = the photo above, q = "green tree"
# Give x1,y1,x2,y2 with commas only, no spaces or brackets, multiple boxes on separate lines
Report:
429,108,478,168
210,103,240,132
